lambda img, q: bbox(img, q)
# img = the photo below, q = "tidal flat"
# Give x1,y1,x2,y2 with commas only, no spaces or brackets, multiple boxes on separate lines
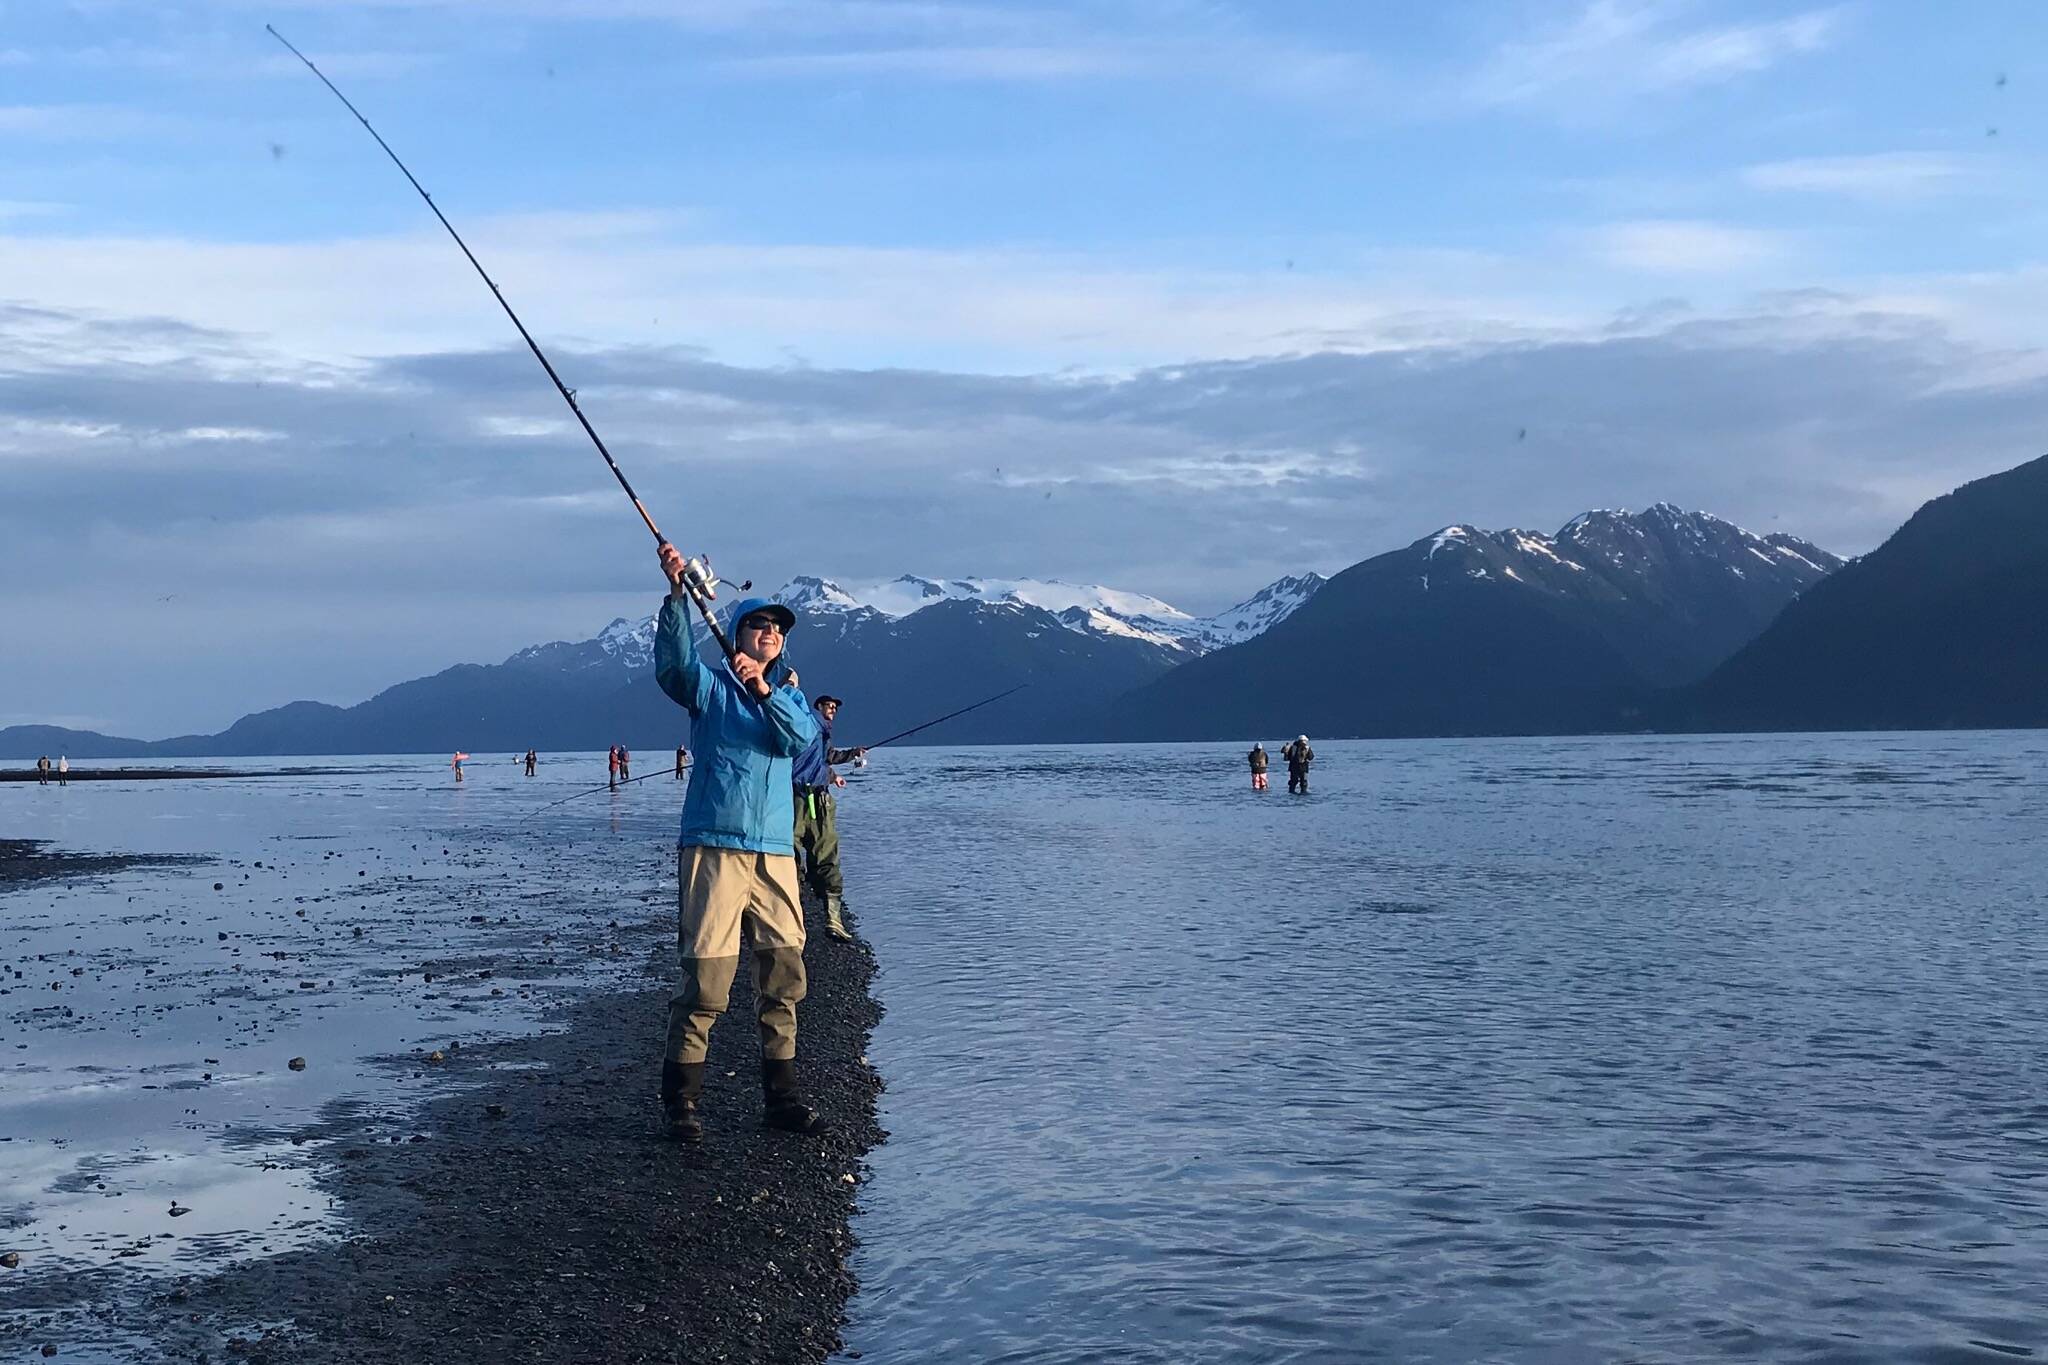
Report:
1,757,882,1363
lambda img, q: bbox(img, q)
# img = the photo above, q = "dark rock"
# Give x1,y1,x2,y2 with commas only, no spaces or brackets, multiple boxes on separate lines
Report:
287,1057,307,1072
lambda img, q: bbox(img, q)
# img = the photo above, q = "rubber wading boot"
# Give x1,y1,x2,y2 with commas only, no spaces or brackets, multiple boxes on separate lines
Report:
761,1057,831,1136
823,894,854,944
661,1060,704,1144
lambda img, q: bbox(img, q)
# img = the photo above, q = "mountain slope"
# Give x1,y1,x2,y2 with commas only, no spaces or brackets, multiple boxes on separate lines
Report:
1108,505,1838,741
1672,454,2048,731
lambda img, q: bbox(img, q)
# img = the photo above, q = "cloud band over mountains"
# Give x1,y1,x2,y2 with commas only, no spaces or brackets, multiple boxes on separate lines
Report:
5,292,2047,735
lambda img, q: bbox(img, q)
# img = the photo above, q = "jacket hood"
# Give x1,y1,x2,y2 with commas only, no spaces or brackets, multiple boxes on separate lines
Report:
723,595,796,685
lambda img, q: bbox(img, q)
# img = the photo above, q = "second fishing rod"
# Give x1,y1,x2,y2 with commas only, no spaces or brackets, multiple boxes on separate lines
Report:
267,26,747,672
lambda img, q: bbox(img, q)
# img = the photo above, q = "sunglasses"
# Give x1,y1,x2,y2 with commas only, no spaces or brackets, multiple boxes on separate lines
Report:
737,615,785,634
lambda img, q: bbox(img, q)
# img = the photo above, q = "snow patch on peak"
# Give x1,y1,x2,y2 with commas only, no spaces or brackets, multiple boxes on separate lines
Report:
776,576,867,614
1427,525,1476,558
1194,573,1325,648
1057,606,1184,649
597,616,654,653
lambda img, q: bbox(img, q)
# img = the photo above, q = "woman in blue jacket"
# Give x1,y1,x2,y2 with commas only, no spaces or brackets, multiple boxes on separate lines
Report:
654,543,825,1141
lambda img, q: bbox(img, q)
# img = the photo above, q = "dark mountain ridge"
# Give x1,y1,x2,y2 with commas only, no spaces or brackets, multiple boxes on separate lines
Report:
1107,505,1840,741
1671,453,2048,732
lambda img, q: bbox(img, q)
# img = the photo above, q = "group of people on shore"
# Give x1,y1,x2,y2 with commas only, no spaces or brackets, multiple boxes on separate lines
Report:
31,755,69,785
1246,737,1314,793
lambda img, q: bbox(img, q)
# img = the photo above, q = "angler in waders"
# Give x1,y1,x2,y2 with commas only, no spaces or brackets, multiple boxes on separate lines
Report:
1282,735,1314,794
1248,742,1269,791
654,543,828,1142
792,695,866,944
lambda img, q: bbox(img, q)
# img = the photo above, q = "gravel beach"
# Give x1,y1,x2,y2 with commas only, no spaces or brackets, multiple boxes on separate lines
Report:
2,838,886,1364
0,837,201,887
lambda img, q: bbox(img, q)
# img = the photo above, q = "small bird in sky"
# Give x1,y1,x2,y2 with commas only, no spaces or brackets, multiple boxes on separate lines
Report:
1995,72,2008,87
1516,427,1527,441
269,142,286,160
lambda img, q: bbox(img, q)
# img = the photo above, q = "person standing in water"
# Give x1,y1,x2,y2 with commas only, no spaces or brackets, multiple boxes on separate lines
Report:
35,755,49,786
791,694,866,944
607,745,620,791
1248,742,1269,791
524,748,537,777
653,543,827,1142
451,751,467,782
1281,735,1313,794
675,745,688,780
58,755,69,786
619,746,632,782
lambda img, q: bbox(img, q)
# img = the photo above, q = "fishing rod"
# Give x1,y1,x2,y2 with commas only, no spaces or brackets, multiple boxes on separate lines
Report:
860,684,1030,751
526,763,689,821
266,26,740,665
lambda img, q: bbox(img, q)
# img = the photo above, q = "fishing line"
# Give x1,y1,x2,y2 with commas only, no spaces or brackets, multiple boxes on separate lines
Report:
266,25,741,664
526,763,690,821
860,684,1030,751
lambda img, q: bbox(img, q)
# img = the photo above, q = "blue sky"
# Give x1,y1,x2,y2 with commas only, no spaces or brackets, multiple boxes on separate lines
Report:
7,1,2048,734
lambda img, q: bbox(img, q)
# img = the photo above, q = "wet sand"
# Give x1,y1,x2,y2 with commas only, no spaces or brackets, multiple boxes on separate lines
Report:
1,768,379,784
2,841,885,1363
0,837,202,886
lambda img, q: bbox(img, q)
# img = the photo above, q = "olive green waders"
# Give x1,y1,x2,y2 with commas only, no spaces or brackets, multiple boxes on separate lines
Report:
793,786,853,941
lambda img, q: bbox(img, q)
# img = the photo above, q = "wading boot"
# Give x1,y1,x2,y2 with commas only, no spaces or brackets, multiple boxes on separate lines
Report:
761,1057,831,1136
660,1060,704,1144
823,894,854,944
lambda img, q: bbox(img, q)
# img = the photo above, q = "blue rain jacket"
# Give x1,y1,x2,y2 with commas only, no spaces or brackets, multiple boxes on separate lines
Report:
654,594,819,854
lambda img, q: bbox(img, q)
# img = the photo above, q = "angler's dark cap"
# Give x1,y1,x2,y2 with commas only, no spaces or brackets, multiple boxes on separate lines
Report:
815,695,843,708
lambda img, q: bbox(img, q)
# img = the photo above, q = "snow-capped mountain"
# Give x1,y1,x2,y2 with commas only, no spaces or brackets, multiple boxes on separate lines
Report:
773,572,1324,655
502,614,657,679
1414,504,1839,604
1191,573,1328,650
1113,504,1845,741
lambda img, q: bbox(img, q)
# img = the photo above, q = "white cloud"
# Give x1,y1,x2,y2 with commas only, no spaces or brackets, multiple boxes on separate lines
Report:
1590,219,1791,274
0,219,1590,372
1471,0,1840,110
1743,152,1981,201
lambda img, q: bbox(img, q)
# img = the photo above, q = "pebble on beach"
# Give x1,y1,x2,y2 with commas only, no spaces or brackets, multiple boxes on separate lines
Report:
2,1251,20,1268
288,1057,308,1071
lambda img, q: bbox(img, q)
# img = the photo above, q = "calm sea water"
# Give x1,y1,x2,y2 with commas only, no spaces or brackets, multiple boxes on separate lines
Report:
837,734,2048,1364
5,736,2045,1363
